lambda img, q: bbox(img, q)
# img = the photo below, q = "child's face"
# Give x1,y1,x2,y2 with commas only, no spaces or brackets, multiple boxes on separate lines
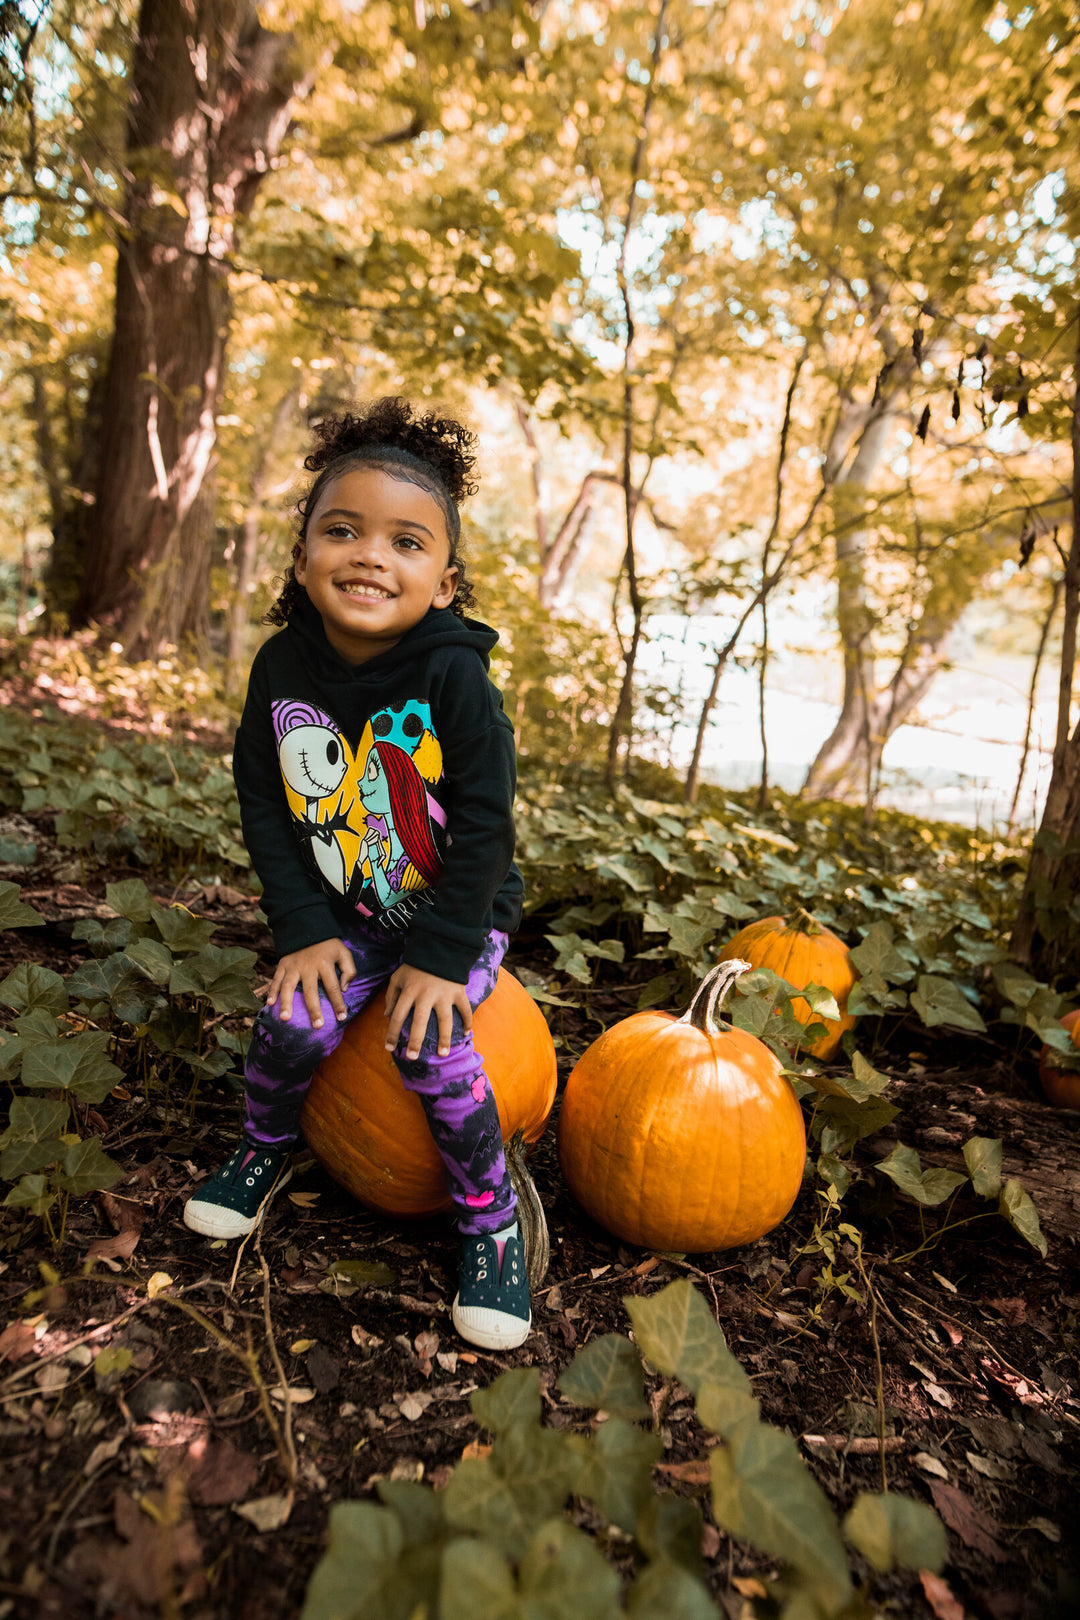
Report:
295,467,458,664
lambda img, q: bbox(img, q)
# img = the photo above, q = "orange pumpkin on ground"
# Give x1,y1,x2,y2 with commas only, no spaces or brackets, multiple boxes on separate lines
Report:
557,959,806,1253
301,967,557,1218
1038,1008,1080,1109
719,909,857,1060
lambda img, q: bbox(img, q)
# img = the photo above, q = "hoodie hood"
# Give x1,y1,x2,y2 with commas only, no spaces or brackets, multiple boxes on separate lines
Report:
286,592,498,687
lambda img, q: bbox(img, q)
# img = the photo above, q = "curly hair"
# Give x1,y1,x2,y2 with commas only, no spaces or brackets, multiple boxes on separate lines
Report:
266,397,480,626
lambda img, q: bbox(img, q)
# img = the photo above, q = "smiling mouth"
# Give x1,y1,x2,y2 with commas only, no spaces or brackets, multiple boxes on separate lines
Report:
337,583,393,600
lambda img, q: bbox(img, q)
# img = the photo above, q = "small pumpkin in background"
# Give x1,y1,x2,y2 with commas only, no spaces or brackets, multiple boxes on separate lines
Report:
1038,1008,1080,1109
557,959,806,1253
719,909,857,1060
301,969,557,1280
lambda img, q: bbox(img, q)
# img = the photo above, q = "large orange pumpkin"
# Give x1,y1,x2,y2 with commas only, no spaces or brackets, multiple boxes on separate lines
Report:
1038,1008,1080,1109
301,968,557,1218
557,960,806,1253
719,909,857,1060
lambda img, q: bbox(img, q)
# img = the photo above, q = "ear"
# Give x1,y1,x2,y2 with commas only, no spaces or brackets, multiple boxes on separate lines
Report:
433,566,458,609
293,543,308,585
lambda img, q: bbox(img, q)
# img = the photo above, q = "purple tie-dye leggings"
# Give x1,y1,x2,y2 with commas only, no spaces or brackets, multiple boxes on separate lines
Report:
242,921,515,1237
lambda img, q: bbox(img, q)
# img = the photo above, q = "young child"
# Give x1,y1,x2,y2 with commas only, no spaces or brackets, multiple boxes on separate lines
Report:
184,397,530,1351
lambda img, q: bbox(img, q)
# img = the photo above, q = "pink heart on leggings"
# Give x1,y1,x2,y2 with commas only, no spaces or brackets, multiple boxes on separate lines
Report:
471,1076,487,1103
465,1190,495,1209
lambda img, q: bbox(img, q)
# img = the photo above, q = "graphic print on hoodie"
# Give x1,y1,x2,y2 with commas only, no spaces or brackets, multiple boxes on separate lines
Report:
233,595,523,983
273,696,447,930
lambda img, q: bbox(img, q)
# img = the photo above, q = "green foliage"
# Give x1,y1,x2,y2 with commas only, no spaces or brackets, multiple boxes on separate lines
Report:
0,875,257,1239
0,705,247,877
302,1282,945,1620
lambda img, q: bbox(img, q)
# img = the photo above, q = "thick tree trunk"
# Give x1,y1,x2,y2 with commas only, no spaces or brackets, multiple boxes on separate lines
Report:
1011,319,1080,979
72,0,304,655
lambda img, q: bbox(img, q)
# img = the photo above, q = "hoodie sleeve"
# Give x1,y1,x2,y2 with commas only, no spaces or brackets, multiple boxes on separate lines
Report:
232,648,344,955
401,648,518,982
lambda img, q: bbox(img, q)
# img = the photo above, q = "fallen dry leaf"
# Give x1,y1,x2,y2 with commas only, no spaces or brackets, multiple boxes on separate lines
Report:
654,1458,711,1486
269,1385,316,1406
396,1390,434,1422
185,1436,260,1507
461,1440,492,1461
929,1480,1008,1563
914,1453,949,1480
988,1298,1027,1325
920,1570,964,1620
732,1576,768,1598
86,1227,142,1266
0,1318,39,1364
233,1494,292,1532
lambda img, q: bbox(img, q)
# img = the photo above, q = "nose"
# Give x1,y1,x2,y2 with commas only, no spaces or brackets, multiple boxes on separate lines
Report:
349,531,389,569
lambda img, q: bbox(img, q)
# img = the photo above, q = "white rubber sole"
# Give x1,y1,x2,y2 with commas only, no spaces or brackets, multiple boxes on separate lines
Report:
183,1166,292,1240
452,1295,532,1351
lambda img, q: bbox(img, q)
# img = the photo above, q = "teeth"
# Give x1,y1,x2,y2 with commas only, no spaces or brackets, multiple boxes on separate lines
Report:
339,584,391,599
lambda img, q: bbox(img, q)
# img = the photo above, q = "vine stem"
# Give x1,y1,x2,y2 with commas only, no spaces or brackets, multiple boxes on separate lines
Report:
677,959,751,1036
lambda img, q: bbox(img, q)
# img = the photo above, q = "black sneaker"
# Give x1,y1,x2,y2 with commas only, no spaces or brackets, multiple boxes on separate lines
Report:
183,1145,292,1239
452,1226,531,1351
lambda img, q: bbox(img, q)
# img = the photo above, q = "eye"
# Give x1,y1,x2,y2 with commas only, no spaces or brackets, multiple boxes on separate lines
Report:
279,725,348,797
395,533,423,550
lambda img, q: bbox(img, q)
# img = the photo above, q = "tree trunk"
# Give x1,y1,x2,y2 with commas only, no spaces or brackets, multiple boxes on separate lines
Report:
226,386,300,675
1011,318,1080,980
801,401,897,799
72,0,305,655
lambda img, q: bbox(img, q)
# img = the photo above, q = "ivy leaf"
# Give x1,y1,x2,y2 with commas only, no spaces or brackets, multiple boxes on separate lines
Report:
150,903,217,953
911,975,987,1033
626,1562,718,1620
574,1418,662,1534
0,1134,66,1179
710,1422,853,1609
875,1144,968,1207
635,1494,704,1574
849,923,914,983
439,1537,516,1620
998,1179,1047,1257
962,1136,1003,1198
0,1095,69,1148
123,937,175,987
21,1033,124,1104
801,1050,890,1104
843,1491,947,1573
2,1172,56,1215
0,883,44,931
557,1333,649,1421
54,1137,124,1195
300,1500,406,1620
816,1094,898,1154
516,1519,621,1619
471,1367,542,1436
624,1279,750,1397
0,963,69,1015
105,878,154,923
696,1381,761,1440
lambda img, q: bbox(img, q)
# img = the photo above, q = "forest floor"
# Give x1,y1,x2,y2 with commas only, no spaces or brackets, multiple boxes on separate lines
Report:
1,808,1079,1620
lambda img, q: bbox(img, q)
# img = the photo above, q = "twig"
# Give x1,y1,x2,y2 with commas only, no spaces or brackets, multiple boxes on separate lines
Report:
255,1226,297,1496
854,1248,888,1493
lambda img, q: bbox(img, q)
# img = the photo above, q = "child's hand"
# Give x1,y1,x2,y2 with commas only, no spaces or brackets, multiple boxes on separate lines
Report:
267,939,356,1028
384,965,473,1059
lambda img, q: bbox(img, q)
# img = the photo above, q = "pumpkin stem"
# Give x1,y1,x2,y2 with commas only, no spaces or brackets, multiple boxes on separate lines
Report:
678,958,752,1037
505,1128,550,1289
790,907,823,936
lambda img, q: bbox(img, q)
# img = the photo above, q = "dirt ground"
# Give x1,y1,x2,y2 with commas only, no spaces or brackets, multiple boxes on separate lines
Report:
1,848,1079,1620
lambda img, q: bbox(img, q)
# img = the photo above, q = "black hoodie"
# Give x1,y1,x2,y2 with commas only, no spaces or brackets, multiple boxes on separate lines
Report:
232,594,523,982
